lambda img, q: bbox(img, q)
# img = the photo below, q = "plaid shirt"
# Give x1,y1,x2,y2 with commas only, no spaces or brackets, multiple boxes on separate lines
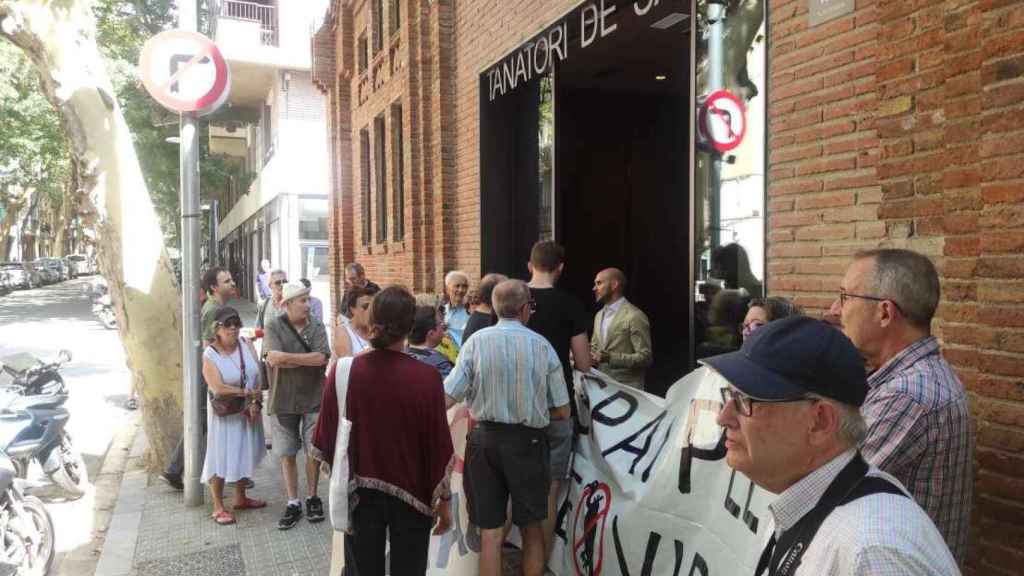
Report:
861,336,973,564
766,450,960,576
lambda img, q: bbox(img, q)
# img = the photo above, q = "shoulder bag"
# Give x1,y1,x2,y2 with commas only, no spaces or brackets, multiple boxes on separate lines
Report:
209,344,247,417
329,357,354,533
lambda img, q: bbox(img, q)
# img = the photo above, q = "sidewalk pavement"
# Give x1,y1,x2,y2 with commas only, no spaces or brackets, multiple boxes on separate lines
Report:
95,427,332,576
95,295,335,576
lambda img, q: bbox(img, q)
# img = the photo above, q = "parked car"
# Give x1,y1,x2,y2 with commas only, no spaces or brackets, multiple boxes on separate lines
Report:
59,257,76,280
67,254,95,276
33,259,60,284
0,262,39,289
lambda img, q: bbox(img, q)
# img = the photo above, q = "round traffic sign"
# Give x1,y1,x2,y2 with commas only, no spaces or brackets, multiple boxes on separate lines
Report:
699,89,746,153
139,30,230,114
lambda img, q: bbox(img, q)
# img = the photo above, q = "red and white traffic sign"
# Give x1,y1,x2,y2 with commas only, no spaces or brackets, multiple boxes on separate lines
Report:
139,30,230,115
699,89,746,153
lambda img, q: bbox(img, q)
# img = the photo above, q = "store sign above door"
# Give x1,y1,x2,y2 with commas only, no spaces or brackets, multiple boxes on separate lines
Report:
485,0,688,102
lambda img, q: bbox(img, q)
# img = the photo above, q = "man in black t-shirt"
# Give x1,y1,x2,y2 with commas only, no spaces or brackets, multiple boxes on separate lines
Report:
525,240,591,567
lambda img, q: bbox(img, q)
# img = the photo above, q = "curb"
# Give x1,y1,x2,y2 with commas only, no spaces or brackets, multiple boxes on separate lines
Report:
92,419,147,576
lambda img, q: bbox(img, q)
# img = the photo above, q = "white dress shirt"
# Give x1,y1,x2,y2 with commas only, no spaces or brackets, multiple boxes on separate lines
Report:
599,297,627,343
765,449,960,576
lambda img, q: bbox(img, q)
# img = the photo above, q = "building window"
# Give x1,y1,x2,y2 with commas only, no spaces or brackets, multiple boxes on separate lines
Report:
373,0,384,54
391,103,404,241
373,114,388,243
389,0,400,34
360,128,371,246
261,103,274,161
299,198,329,241
358,32,368,72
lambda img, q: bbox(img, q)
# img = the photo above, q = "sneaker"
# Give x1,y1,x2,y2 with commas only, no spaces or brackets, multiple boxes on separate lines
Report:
306,496,324,523
158,473,183,491
278,503,303,530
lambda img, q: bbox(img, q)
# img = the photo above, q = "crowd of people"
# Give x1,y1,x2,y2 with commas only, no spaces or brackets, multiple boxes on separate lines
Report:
158,242,971,576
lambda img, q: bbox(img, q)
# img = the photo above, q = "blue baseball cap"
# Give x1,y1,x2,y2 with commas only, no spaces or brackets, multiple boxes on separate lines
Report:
701,316,868,407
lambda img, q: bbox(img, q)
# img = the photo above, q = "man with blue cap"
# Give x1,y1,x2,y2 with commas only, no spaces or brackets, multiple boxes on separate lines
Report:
704,316,959,576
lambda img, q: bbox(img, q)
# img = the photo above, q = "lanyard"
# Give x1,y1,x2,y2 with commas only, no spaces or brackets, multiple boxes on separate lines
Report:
754,454,904,576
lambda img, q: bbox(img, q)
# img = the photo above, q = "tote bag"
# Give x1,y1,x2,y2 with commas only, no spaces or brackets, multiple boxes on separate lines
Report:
329,357,354,532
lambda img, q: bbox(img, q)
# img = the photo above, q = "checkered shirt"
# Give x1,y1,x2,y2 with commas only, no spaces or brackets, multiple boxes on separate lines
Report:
766,450,961,576
861,336,973,565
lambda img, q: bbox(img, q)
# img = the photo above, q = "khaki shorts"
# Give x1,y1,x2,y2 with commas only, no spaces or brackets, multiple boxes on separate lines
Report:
271,412,319,458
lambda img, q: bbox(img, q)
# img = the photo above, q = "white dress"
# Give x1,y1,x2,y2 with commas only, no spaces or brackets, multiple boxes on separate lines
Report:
201,339,266,483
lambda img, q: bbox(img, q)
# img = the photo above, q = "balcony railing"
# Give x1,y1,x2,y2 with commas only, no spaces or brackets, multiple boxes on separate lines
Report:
219,0,278,46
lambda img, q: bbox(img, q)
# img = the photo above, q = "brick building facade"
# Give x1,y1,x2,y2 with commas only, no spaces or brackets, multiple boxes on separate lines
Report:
313,0,1024,572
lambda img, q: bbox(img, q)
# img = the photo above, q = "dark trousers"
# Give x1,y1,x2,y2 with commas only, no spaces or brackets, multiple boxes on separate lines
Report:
165,401,208,477
350,488,432,576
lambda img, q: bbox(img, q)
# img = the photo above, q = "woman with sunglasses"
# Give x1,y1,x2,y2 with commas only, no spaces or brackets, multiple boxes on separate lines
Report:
741,296,802,341
202,306,267,525
333,284,378,359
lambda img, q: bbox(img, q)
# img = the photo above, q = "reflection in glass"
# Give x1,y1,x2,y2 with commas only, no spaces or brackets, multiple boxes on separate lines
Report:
694,0,767,361
538,74,554,241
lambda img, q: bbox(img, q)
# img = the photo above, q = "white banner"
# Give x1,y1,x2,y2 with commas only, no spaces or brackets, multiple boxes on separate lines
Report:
334,367,774,575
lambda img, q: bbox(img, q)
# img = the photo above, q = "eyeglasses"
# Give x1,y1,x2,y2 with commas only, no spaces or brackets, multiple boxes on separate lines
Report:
719,387,817,417
838,291,904,316
218,319,243,329
272,279,288,286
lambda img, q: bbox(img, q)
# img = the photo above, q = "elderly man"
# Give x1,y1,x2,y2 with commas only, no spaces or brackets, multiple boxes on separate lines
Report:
828,249,973,563
590,267,652,389
340,262,380,321
256,269,288,330
264,283,331,530
445,280,570,576
707,316,959,576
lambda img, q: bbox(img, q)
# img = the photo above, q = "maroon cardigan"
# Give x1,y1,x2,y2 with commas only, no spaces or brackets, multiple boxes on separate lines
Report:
313,349,454,516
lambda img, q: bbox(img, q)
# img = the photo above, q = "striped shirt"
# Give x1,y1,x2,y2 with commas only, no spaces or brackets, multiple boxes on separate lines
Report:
861,336,973,565
444,319,569,429
767,449,960,576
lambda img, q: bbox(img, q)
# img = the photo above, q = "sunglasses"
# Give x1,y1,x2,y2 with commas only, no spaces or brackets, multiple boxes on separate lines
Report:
218,318,243,329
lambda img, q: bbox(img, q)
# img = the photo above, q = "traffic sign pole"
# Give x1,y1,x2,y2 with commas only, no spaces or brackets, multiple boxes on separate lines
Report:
178,0,204,509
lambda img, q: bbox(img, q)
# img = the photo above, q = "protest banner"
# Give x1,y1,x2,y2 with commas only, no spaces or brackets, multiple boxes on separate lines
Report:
333,366,774,575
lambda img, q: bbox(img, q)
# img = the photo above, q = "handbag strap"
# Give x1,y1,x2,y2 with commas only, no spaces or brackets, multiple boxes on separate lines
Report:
334,357,354,418
238,338,247,389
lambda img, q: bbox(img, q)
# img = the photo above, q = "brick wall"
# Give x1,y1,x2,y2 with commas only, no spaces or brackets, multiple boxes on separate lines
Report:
768,0,1024,572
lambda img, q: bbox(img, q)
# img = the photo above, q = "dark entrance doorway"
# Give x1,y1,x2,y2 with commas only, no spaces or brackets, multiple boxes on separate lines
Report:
480,1,693,396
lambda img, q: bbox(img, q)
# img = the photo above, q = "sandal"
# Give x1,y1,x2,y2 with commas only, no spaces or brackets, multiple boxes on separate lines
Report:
233,497,267,510
212,510,236,525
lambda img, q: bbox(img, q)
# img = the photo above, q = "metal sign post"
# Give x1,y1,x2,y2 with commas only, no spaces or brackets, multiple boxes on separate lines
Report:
138,2,230,508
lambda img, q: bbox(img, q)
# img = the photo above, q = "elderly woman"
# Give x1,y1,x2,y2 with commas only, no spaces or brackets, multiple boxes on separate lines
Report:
202,307,266,525
333,284,378,359
314,286,454,574
442,270,471,348
742,296,802,341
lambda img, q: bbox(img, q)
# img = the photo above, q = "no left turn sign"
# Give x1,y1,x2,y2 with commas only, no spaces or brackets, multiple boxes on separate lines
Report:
699,89,746,153
139,30,230,114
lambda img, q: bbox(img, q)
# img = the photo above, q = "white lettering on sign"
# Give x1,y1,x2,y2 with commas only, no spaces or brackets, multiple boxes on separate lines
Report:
486,0,682,101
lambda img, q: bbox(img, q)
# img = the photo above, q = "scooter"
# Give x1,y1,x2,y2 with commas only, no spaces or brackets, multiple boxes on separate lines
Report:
0,351,90,499
0,453,53,576
92,294,117,330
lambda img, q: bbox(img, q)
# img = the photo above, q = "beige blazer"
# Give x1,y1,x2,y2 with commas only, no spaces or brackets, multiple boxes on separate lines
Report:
591,299,653,389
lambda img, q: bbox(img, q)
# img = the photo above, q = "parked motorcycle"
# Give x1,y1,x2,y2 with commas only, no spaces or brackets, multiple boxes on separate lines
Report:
0,454,54,576
0,351,90,499
92,294,117,330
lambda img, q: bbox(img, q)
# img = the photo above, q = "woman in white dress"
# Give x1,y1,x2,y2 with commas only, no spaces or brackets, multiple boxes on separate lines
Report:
332,285,377,358
202,307,267,525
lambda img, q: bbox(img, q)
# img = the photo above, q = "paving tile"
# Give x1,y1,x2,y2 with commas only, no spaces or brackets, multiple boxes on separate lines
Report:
136,544,246,576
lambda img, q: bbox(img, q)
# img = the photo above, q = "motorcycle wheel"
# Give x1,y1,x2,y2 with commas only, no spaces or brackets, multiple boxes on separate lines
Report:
6,494,55,576
49,435,89,499
101,309,117,330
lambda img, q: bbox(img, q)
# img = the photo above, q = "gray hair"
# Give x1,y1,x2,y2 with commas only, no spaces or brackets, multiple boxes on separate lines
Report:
807,393,868,447
855,249,939,330
493,279,530,319
445,270,470,287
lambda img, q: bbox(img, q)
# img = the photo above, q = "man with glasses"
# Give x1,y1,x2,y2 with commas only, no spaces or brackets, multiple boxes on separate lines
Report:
828,249,972,565
706,316,959,576
444,279,570,576
257,269,289,330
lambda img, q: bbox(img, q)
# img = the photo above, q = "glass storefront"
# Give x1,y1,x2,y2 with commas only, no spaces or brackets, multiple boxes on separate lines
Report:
693,0,767,360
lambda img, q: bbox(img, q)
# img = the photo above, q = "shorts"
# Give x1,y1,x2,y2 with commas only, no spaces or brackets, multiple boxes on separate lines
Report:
545,418,574,480
272,412,319,458
464,422,549,529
